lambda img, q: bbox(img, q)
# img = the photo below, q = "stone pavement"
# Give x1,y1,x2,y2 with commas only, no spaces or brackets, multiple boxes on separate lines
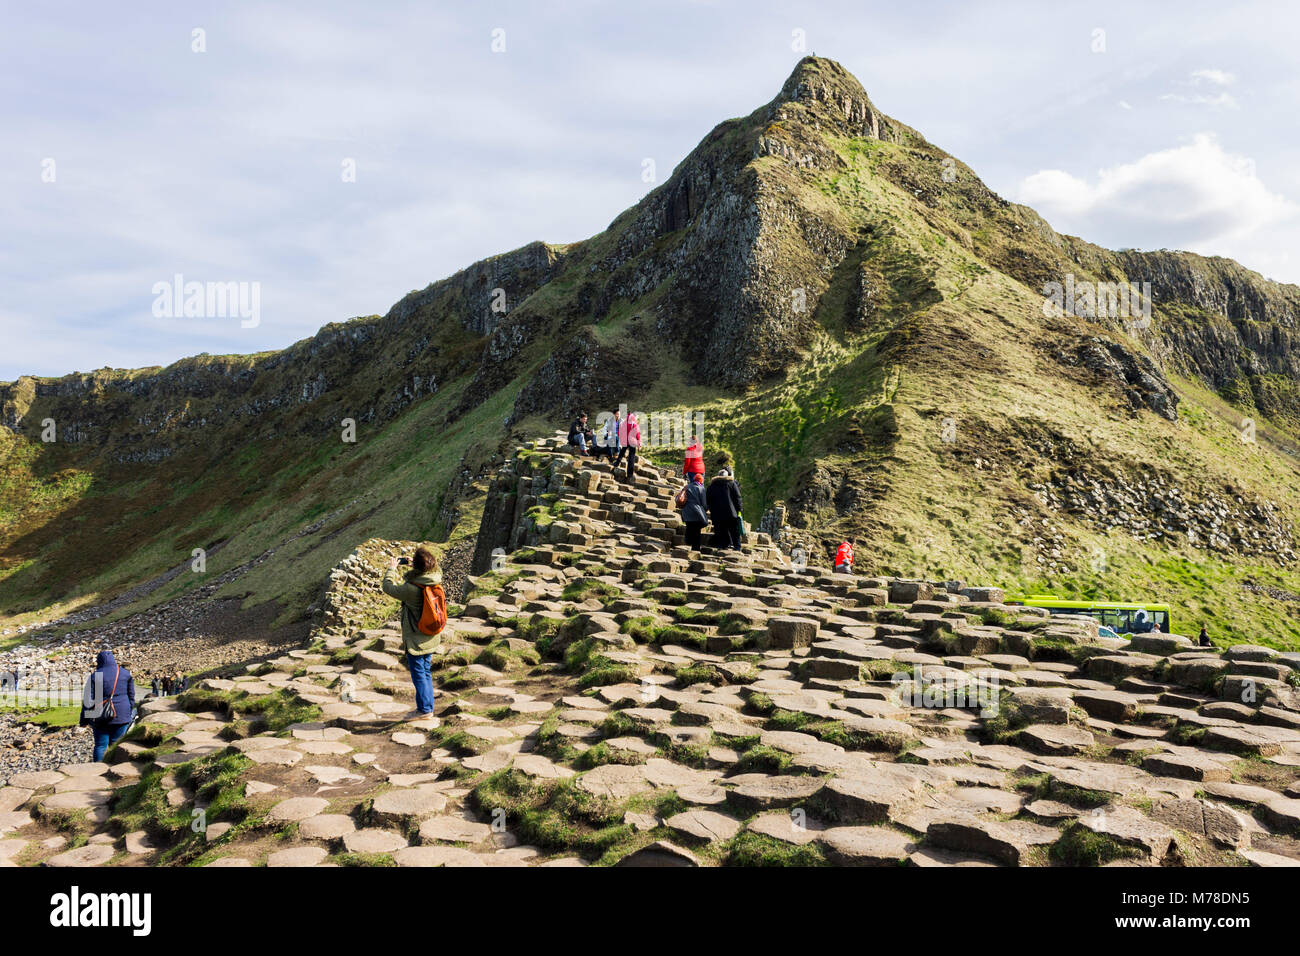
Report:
2,435,1297,867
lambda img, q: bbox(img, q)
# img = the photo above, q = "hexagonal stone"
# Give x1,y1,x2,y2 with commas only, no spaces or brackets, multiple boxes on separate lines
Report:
818,826,914,866
205,822,233,842
1019,723,1095,756
614,840,699,867
605,736,658,757
45,844,116,867
231,737,289,753
268,797,330,823
40,790,111,810
304,766,365,785
343,828,408,854
511,754,575,780
266,846,329,867
59,761,109,777
726,774,825,813
124,831,157,854
1202,726,1281,757
299,815,357,840
8,771,64,790
1141,751,1231,783
575,764,652,800
0,839,28,860
419,816,493,844
246,748,303,766
370,788,448,825
925,814,1028,866
665,810,742,843
818,775,923,824
245,781,278,797
294,740,354,756
768,617,820,649
0,788,34,813
394,845,487,867
1239,849,1300,867
1072,807,1180,863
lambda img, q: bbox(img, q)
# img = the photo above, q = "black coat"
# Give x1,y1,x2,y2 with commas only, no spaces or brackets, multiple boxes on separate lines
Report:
706,477,742,523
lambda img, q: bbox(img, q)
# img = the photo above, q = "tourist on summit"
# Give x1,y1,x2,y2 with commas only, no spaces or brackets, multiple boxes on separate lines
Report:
79,649,136,762
382,546,447,722
568,413,591,455
677,472,710,550
706,469,743,550
834,538,855,574
614,412,642,481
683,434,705,481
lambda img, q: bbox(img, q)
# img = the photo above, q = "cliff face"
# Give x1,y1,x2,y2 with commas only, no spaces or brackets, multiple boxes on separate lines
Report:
4,56,1300,647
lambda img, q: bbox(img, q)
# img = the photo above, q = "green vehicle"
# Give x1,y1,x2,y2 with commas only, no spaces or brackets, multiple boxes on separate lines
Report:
1004,595,1172,636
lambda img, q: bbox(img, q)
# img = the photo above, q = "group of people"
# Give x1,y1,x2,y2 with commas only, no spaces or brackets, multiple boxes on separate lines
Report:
676,444,745,550
150,672,189,697
568,410,642,481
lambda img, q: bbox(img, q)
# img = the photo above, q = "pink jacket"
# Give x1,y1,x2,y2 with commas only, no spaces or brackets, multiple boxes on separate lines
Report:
620,414,641,448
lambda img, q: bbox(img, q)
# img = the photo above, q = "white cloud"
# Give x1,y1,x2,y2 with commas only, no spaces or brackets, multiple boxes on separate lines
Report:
1016,133,1298,251
1190,68,1236,86
1160,91,1239,109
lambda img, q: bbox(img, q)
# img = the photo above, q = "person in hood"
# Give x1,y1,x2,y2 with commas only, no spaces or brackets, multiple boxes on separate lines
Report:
614,412,642,481
383,546,445,721
80,649,136,762
1198,625,1211,647
683,435,705,481
679,472,710,550
706,469,743,550
834,538,855,574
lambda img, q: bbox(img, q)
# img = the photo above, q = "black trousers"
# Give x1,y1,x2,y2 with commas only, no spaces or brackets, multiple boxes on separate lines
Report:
711,519,740,550
684,521,706,549
614,444,637,477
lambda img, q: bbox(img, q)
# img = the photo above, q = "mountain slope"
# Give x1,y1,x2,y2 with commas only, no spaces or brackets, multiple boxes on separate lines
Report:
3,56,1300,649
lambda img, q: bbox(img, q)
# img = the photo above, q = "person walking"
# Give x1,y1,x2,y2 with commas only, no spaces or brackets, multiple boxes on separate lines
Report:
614,412,642,481
834,538,855,574
706,468,743,550
151,676,160,698
382,546,448,722
683,434,705,482
678,472,710,550
80,649,136,763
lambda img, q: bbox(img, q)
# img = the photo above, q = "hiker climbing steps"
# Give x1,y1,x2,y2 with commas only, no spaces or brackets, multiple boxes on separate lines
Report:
1,435,1298,867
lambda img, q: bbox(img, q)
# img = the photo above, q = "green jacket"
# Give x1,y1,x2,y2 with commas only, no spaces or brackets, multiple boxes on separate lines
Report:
382,568,445,655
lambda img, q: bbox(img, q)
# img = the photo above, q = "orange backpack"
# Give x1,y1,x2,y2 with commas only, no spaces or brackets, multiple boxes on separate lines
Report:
414,583,448,636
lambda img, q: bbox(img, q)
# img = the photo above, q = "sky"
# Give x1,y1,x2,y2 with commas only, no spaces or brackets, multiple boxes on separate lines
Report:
3,0,1298,380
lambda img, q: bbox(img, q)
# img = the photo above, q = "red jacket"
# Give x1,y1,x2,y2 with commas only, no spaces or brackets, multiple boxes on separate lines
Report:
835,542,854,567
684,441,704,475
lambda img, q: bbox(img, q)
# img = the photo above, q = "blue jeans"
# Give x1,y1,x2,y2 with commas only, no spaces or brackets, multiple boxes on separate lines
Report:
406,653,435,714
93,722,131,762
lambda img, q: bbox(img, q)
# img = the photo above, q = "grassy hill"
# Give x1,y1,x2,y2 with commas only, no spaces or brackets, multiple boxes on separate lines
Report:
4,55,1300,650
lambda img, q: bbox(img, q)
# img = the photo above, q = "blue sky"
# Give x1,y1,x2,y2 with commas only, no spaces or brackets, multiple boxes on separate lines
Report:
3,0,1298,379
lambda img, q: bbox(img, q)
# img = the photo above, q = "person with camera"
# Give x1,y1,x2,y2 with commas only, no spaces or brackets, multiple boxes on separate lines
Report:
382,546,448,722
